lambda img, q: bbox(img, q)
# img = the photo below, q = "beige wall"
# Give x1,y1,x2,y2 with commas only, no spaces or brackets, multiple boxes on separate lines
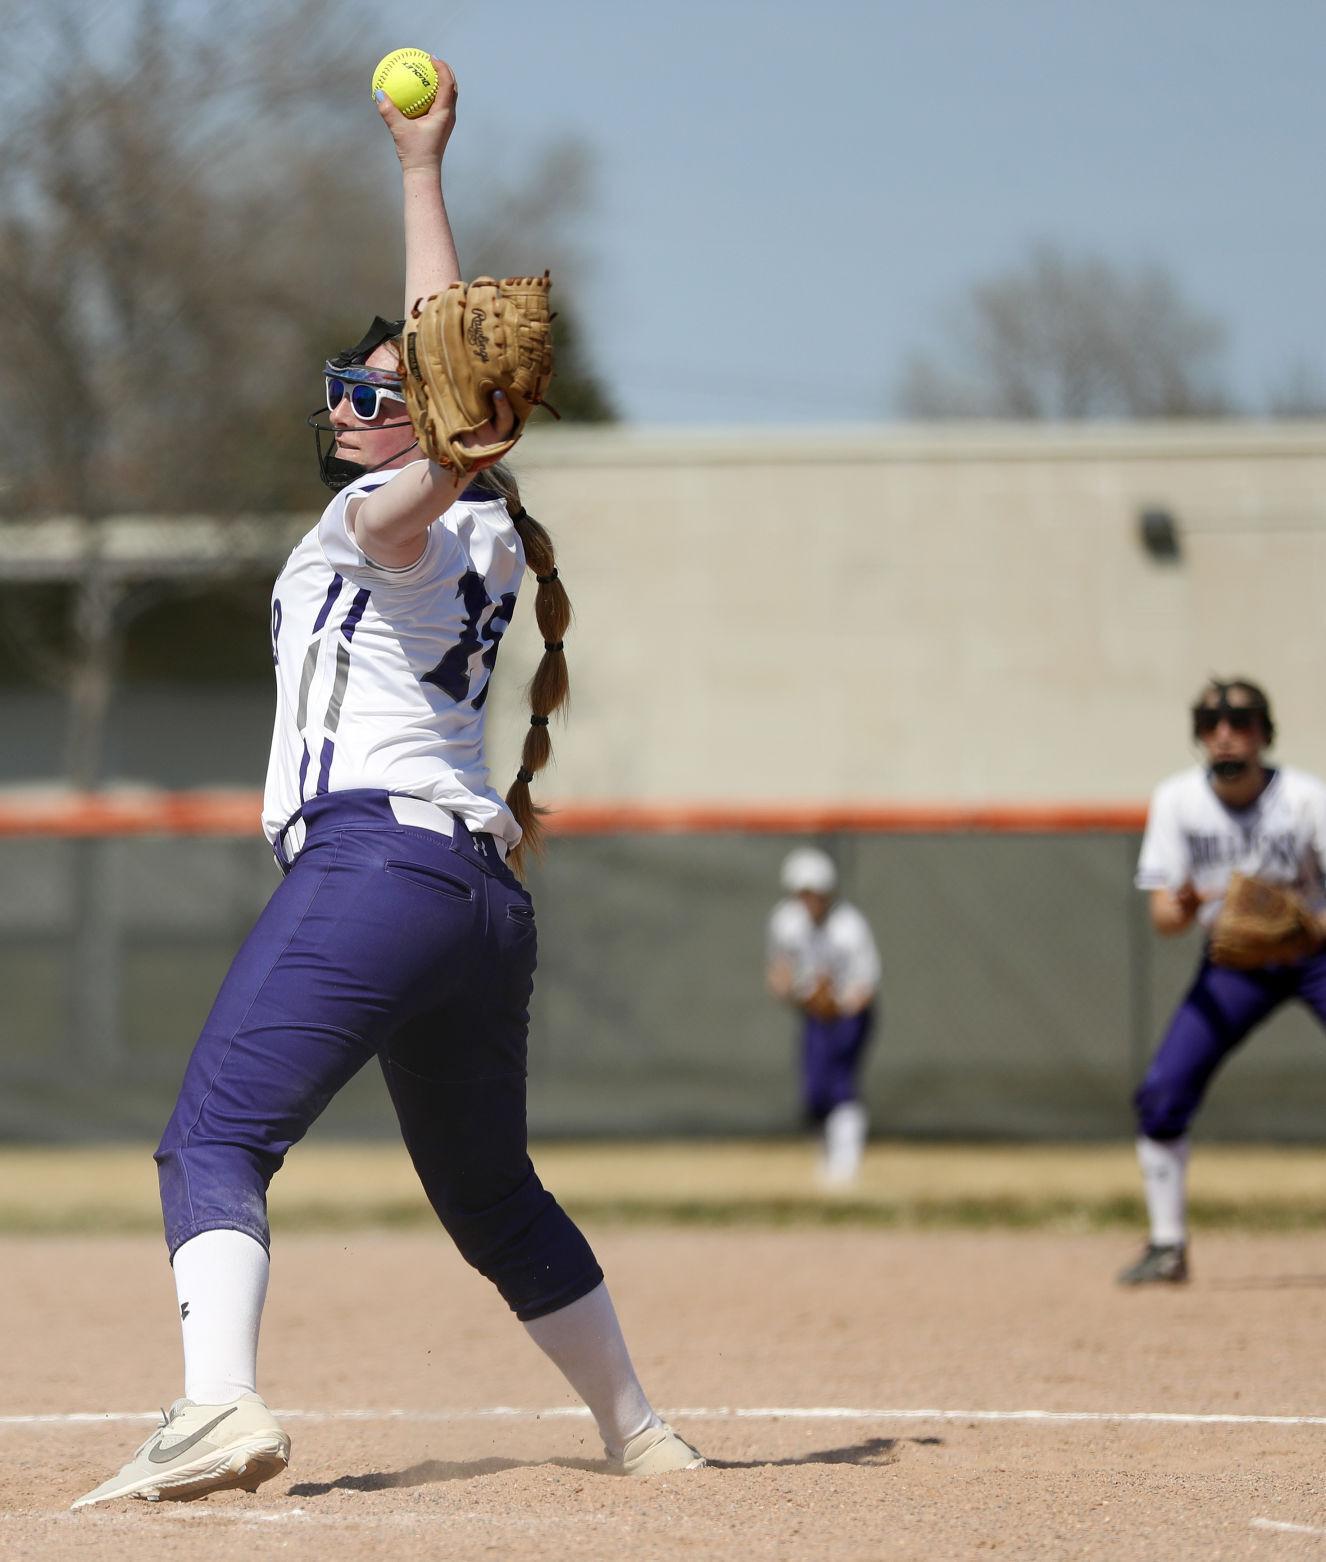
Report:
485,422,1326,804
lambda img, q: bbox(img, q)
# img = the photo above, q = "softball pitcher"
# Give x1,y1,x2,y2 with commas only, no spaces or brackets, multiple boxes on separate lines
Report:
1120,678,1326,1284
766,847,881,1185
73,59,702,1508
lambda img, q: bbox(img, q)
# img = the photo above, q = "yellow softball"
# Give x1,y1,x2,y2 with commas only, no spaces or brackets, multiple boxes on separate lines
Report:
371,48,439,119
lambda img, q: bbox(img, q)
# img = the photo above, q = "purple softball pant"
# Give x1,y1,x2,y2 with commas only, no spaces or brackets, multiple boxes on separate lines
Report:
1134,949,1326,1141
801,1006,875,1123
154,790,603,1321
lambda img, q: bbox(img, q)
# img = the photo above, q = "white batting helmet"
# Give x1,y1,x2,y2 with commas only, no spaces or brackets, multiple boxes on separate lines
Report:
780,847,838,896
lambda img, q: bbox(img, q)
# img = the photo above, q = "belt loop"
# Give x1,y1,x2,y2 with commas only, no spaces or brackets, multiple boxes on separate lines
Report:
274,809,308,873
445,818,507,872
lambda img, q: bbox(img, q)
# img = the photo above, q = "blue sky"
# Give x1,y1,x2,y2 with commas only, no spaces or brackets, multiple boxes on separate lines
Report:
82,0,1322,426
371,0,1323,423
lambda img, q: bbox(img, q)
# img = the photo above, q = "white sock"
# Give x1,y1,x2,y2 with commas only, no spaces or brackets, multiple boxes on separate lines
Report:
824,1101,868,1182
172,1229,270,1404
1136,1135,1190,1247
522,1282,659,1460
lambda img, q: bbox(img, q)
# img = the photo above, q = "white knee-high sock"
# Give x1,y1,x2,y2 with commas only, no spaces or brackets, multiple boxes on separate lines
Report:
824,1101,868,1182
172,1229,270,1405
1136,1135,1190,1246
522,1282,660,1460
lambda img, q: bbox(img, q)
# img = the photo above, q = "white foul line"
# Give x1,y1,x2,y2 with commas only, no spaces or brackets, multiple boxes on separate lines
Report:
4,1405,1326,1428
1251,1517,1326,1537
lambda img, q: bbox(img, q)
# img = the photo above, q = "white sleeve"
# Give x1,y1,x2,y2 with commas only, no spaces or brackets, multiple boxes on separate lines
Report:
1135,780,1189,891
766,903,799,964
837,906,881,994
444,500,525,596
316,463,447,586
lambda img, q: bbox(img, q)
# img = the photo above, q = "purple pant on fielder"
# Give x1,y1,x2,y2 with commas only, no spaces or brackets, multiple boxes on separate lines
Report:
155,790,603,1322
1134,949,1326,1141
801,1007,875,1122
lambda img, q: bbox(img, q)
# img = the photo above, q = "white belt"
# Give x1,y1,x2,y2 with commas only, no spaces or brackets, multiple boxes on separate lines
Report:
278,794,505,865
389,794,508,862
388,794,456,836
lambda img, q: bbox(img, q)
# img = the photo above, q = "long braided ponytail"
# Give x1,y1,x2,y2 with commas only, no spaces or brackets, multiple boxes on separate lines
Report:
471,462,570,872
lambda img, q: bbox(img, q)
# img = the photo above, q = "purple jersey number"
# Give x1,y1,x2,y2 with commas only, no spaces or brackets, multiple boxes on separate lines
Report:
422,571,517,709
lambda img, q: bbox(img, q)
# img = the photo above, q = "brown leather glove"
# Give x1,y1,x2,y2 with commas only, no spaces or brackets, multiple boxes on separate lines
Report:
1209,872,1324,969
802,976,840,1022
402,274,555,474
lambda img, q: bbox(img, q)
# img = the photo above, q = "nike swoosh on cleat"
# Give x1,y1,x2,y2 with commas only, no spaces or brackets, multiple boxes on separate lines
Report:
146,1405,239,1464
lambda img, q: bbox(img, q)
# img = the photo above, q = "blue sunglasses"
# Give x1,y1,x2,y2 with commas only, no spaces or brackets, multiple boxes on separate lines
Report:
325,373,407,421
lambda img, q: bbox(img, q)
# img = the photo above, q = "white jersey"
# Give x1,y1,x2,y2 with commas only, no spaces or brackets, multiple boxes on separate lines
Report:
766,898,881,1006
262,463,524,849
1135,764,1326,925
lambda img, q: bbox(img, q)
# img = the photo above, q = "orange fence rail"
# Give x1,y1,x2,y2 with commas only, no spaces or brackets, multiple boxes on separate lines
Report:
0,793,1149,838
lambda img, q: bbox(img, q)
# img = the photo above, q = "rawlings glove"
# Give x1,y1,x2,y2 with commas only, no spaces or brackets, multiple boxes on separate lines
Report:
402,274,555,474
1208,872,1324,969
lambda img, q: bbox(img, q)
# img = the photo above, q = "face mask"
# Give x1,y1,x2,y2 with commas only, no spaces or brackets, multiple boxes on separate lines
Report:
308,315,413,491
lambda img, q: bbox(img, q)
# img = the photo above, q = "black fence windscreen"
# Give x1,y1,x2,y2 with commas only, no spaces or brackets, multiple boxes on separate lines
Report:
4,830,1326,1142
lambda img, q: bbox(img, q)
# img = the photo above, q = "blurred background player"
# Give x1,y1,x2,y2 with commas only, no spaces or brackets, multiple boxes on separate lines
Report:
1120,678,1326,1284
766,847,881,1186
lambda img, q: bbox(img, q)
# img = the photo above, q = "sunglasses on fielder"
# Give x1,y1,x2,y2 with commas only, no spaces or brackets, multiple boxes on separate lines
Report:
325,374,407,422
1192,706,1261,735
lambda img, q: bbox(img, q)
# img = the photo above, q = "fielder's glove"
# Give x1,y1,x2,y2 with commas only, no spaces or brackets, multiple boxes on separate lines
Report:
1208,872,1324,969
402,274,555,474
802,977,841,1022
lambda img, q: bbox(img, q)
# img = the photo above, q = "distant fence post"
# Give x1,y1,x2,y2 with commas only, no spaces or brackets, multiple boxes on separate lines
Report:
1124,834,1150,1096
67,837,123,1072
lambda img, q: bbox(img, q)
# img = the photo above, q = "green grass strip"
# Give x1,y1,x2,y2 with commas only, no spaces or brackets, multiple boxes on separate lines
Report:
3,1194,1326,1235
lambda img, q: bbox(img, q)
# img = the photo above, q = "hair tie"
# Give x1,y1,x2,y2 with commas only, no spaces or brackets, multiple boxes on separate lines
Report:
511,506,528,523
543,640,564,653
529,715,549,727
536,567,559,585
516,766,535,784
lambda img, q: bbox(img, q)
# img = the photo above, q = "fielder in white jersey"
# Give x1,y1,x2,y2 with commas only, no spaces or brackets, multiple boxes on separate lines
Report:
1119,678,1326,1285
767,847,882,1185
74,56,704,1512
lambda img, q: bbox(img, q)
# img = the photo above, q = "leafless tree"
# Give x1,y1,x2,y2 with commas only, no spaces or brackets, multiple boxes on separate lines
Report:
0,0,613,787
1267,360,1326,418
0,0,613,522
897,244,1233,420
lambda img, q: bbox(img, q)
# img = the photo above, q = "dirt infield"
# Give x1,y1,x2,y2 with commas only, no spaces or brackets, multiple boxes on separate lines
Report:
6,1223,1326,1561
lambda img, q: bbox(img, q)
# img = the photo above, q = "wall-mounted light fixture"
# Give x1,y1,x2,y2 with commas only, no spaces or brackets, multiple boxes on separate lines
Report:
1138,507,1181,562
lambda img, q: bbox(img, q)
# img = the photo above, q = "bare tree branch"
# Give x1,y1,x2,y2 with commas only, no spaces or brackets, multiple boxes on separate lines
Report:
897,244,1234,420
0,0,615,521
0,0,617,783
1268,360,1326,418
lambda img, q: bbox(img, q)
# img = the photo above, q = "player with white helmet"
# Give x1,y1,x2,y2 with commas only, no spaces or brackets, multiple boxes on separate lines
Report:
73,57,702,1510
1119,677,1326,1284
766,847,882,1185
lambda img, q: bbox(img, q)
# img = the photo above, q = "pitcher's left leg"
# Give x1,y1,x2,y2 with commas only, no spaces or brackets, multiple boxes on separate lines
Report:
378,844,700,1472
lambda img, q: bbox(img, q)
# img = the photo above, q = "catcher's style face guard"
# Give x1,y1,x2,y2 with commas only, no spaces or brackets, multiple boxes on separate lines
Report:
1191,681,1275,785
1190,681,1275,748
308,315,418,491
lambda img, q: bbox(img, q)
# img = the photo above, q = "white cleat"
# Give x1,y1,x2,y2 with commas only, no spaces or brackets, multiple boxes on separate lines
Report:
71,1392,289,1509
612,1422,706,1476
